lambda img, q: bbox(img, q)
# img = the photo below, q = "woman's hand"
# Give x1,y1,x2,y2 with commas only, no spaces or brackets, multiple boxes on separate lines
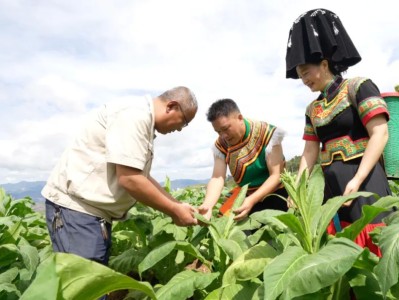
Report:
233,198,255,221
342,176,362,207
198,205,213,221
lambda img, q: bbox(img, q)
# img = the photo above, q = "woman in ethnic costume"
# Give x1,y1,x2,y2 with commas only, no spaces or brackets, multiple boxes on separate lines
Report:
198,99,288,222
285,8,392,256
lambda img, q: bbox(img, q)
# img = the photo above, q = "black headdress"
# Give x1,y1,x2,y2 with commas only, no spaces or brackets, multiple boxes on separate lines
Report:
285,8,361,79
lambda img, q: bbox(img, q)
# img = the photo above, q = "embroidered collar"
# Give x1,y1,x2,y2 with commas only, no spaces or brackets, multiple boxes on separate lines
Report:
321,76,344,100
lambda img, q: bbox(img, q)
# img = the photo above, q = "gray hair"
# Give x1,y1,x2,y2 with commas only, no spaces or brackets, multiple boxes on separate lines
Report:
159,86,198,112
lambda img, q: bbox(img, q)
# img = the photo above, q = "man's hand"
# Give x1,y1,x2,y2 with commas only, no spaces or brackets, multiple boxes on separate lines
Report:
171,202,198,226
233,198,254,221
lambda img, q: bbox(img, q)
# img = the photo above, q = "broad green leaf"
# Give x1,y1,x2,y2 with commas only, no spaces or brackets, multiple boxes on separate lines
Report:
109,247,147,274
304,165,324,230
374,223,399,296
336,205,387,241
248,209,287,224
219,239,243,261
22,253,156,300
204,287,221,300
138,241,177,276
313,192,373,250
20,254,60,300
263,246,308,300
8,220,24,242
223,242,277,285
0,244,20,268
0,282,21,298
276,213,310,252
0,267,19,284
283,238,362,299
219,281,260,300
19,240,40,281
347,267,383,300
175,241,208,265
156,270,219,300
372,195,399,210
194,212,212,225
223,184,248,239
163,223,187,241
138,241,207,277
228,228,250,252
152,216,173,236
382,210,399,226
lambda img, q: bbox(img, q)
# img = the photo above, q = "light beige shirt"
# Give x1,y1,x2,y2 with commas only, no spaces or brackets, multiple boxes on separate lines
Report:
42,95,155,222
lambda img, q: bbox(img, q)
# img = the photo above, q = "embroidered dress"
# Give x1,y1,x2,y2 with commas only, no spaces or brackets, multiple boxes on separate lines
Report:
303,76,392,255
214,119,288,214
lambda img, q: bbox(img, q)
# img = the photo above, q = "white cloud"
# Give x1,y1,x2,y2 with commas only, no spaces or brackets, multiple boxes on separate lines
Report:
1,0,399,184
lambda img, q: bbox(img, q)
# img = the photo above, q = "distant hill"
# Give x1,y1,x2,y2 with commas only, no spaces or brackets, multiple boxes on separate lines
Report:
0,178,209,203
160,179,209,190
0,181,46,203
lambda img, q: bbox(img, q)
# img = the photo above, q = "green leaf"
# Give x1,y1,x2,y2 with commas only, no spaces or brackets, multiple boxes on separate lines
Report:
138,241,208,277
20,254,60,300
22,253,156,300
155,270,219,300
347,265,384,300
175,241,208,265
336,205,387,241
138,241,177,276
109,247,147,274
372,195,399,210
0,244,20,268
313,192,374,250
219,281,260,300
164,176,171,193
0,267,19,284
276,213,309,251
282,238,362,299
223,184,248,239
223,242,277,285
382,210,399,226
374,223,399,296
219,239,243,261
0,282,21,298
194,212,212,225
19,240,40,281
306,165,325,232
248,209,288,224
263,246,308,300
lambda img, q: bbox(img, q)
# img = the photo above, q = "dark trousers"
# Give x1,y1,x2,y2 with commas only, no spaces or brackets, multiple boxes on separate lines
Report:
45,199,112,265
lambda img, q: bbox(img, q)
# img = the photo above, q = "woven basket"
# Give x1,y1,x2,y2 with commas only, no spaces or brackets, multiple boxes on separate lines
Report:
381,92,399,179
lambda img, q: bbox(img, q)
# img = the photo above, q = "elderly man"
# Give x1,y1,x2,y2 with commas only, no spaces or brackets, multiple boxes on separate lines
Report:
43,86,198,266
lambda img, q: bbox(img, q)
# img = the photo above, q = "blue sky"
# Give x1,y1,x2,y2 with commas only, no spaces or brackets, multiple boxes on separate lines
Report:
1,0,398,184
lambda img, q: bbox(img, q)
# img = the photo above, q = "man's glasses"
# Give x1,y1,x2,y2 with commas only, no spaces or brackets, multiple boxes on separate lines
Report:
177,103,189,128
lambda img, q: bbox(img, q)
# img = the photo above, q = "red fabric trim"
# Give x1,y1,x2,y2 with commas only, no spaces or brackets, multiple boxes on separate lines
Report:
361,108,390,126
303,134,320,142
381,92,399,98
327,220,384,257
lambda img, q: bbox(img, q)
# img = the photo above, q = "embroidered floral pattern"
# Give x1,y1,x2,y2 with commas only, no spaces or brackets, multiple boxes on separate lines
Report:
320,136,368,165
305,80,351,127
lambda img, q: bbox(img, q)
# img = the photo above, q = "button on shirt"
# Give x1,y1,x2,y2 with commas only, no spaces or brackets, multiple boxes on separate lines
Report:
42,95,155,223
